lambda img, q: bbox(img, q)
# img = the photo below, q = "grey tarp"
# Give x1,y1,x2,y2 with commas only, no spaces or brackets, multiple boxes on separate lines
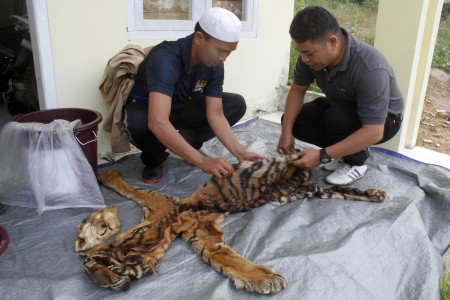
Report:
0,118,449,299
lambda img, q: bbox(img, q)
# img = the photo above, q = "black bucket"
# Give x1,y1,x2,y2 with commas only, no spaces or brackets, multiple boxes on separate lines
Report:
15,108,102,175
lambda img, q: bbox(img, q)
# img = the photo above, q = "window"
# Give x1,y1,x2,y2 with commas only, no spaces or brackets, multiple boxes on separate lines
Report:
127,0,258,40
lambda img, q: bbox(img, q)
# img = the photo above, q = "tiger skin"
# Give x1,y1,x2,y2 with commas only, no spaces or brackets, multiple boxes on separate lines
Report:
76,153,385,294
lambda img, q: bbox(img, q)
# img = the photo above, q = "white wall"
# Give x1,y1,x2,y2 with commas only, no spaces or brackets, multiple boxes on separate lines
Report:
45,0,294,155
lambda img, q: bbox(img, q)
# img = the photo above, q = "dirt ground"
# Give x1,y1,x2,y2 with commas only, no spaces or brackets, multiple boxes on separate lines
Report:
417,68,450,156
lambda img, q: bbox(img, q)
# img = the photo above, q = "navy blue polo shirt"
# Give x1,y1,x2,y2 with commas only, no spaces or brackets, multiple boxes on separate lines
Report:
294,28,404,125
129,33,224,111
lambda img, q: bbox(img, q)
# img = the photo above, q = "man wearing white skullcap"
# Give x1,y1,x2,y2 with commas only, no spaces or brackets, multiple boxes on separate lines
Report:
123,7,263,183
199,7,241,43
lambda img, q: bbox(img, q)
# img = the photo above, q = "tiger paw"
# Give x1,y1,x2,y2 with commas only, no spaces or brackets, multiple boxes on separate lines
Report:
232,265,286,294
85,259,131,291
365,189,386,202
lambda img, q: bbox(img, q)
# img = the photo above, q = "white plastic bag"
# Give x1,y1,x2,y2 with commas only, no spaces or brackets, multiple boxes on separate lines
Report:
0,119,105,214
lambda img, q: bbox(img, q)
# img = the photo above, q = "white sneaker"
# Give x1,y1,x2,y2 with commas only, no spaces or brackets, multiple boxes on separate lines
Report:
321,158,343,171
326,163,367,185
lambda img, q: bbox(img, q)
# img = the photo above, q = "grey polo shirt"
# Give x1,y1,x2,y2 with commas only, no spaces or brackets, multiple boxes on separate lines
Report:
293,28,404,125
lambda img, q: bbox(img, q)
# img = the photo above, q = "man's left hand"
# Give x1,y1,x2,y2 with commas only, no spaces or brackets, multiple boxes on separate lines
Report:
292,149,320,169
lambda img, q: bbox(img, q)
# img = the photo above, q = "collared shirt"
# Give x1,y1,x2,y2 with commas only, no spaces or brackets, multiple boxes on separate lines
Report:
128,33,224,111
294,28,404,124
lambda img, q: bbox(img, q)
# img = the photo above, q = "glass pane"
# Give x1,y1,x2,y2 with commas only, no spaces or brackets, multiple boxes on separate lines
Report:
212,0,243,20
143,0,190,20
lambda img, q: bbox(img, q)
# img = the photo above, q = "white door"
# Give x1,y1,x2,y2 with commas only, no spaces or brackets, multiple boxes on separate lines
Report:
26,0,57,109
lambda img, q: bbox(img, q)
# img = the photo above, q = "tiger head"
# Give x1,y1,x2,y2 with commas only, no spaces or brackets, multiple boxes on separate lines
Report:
74,206,121,253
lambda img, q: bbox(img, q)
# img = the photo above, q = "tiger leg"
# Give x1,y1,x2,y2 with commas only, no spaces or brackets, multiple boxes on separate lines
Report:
84,220,178,291
267,177,319,204
84,245,133,291
179,211,286,294
114,221,152,242
112,221,181,279
320,186,385,202
97,170,178,209
84,249,161,292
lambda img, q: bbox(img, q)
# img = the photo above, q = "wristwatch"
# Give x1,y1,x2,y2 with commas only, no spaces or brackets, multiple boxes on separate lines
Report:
319,148,332,164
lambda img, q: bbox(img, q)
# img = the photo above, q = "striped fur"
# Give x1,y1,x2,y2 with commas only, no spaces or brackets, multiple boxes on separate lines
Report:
78,153,385,294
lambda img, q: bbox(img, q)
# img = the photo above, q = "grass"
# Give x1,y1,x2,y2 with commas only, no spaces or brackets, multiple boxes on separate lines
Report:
441,266,450,300
288,0,378,87
433,18,450,73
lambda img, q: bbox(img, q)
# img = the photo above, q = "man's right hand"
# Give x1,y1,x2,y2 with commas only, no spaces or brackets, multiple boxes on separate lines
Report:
198,157,235,179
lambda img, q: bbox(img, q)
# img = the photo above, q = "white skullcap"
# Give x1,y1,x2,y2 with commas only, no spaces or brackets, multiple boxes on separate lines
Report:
198,7,241,42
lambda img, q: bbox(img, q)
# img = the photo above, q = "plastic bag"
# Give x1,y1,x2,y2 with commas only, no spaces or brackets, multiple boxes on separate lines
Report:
0,119,105,214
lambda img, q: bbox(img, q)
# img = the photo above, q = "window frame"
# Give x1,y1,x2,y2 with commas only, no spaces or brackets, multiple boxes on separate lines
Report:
127,0,259,40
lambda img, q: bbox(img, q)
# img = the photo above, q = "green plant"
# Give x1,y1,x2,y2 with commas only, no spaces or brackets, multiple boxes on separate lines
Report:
440,265,450,300
288,0,449,85
432,19,450,73
288,42,297,86
289,0,378,89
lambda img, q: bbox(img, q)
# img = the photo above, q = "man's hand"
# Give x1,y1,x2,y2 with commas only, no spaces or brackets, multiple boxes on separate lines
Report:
292,149,321,169
277,132,296,155
238,151,264,163
197,152,264,178
198,157,235,179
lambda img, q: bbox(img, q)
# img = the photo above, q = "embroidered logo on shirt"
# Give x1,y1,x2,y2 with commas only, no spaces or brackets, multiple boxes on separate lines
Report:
193,80,207,92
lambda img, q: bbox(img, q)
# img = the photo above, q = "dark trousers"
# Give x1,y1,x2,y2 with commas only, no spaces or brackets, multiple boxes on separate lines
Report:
123,93,246,167
284,97,402,165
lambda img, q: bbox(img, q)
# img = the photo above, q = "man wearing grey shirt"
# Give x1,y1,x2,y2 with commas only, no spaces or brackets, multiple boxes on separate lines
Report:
277,6,404,185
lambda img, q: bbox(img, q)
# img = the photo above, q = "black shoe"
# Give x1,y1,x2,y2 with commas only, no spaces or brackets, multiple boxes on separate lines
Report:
142,166,163,183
